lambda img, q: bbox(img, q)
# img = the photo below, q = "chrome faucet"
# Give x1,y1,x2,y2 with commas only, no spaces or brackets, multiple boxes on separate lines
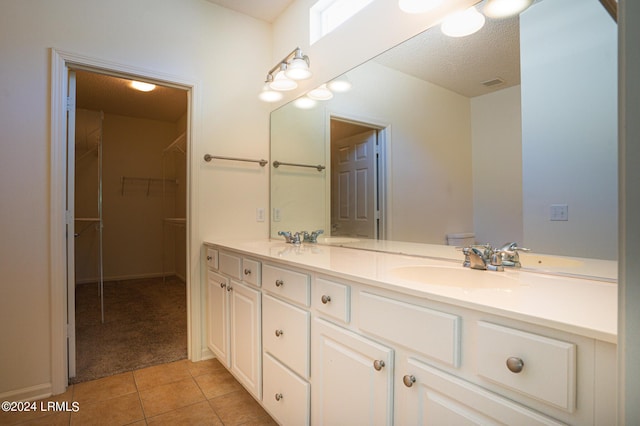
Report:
462,245,504,271
303,229,324,243
497,242,530,268
278,231,303,244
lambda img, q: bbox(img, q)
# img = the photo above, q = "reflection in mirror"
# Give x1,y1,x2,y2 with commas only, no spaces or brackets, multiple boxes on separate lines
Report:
270,0,618,271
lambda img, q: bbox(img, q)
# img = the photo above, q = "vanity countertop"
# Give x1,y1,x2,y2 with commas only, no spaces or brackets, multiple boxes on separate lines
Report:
205,239,617,343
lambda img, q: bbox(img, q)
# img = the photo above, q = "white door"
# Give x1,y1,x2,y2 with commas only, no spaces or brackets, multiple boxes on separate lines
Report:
312,318,393,426
66,70,77,379
331,130,377,238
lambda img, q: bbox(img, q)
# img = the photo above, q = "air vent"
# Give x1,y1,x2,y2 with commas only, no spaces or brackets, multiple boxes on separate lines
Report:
481,77,505,87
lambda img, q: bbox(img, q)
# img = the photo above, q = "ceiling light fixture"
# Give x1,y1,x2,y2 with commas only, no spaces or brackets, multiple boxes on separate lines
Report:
130,81,156,92
441,6,486,37
259,47,312,102
398,0,444,14
483,0,533,18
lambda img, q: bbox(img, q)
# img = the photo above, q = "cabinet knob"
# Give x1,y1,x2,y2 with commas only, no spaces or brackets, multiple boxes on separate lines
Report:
244,268,251,275
506,357,524,373
227,285,233,292
219,282,226,289
275,279,284,287
275,393,283,401
275,329,284,337
207,255,212,261
373,360,386,371
403,375,416,387
321,295,332,304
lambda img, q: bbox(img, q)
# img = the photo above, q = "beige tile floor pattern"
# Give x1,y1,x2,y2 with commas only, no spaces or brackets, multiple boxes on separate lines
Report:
0,359,277,426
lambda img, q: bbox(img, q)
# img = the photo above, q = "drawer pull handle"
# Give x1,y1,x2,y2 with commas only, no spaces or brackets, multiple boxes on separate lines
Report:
275,279,284,287
403,375,416,387
275,393,283,401
506,357,524,373
275,329,284,337
244,268,251,275
207,256,212,261
373,360,386,371
219,282,226,289
321,295,332,304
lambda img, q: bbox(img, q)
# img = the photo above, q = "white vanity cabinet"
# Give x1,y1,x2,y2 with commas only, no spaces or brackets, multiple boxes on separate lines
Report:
203,241,616,426
205,248,262,399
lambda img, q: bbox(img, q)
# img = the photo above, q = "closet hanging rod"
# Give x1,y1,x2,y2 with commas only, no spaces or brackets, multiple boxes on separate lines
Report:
204,154,268,167
272,160,325,172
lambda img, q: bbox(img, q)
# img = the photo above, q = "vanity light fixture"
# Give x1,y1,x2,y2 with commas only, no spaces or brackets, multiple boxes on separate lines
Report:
483,0,533,18
398,0,444,14
307,84,334,100
259,47,312,101
441,5,486,37
294,96,317,109
130,80,156,92
327,77,352,93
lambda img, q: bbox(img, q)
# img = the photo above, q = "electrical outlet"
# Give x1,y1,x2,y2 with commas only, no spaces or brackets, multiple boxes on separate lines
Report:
256,208,265,222
273,208,281,222
550,204,568,221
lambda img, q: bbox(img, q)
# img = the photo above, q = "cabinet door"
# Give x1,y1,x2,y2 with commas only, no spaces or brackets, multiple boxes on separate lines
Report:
207,270,230,367
396,357,565,426
312,318,393,426
229,280,262,399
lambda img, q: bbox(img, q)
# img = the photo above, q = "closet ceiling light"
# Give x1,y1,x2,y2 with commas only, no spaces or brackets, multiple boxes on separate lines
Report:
483,0,533,18
130,81,156,92
398,0,444,14
441,6,485,37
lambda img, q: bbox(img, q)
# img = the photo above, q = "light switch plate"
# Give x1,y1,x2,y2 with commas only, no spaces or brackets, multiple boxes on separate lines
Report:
550,204,568,221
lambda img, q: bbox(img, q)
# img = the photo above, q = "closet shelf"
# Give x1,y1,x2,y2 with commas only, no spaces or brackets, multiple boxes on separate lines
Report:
121,176,178,196
164,132,186,154
164,217,186,227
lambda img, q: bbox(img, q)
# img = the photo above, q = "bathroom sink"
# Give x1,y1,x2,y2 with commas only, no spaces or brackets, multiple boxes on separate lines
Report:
390,265,519,289
317,237,360,244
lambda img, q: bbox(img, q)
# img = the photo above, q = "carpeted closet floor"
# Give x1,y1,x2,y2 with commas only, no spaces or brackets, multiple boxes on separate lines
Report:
71,276,187,384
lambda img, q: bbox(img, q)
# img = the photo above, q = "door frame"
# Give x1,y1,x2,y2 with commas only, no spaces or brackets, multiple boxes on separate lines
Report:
325,110,391,240
50,49,202,393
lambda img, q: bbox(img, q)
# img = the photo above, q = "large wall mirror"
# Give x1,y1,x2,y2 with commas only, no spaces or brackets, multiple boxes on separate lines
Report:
270,0,617,268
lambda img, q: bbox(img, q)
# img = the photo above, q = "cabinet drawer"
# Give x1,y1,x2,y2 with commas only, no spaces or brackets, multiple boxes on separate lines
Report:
476,321,576,412
359,291,461,367
262,263,310,306
263,353,310,426
263,294,310,378
205,247,218,270
219,251,241,279
313,277,350,323
241,258,261,287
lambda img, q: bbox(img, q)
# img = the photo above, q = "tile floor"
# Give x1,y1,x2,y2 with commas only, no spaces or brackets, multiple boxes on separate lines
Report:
0,359,277,426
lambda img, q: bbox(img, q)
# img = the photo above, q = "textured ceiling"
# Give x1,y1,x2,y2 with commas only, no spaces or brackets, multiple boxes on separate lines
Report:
75,71,187,122
374,14,521,98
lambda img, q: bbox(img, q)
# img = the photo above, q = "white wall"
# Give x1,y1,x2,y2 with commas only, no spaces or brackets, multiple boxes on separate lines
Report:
0,0,270,399
471,85,523,246
520,0,617,259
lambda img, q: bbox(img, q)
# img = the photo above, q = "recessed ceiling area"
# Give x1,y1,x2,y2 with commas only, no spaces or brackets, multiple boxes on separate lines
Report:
75,71,187,122
204,0,295,22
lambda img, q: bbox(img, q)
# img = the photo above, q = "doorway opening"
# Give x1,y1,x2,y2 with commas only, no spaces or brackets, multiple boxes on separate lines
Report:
69,69,189,383
330,117,387,240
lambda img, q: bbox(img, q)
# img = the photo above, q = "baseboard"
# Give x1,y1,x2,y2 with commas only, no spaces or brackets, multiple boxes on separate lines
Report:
199,347,215,361
0,382,53,401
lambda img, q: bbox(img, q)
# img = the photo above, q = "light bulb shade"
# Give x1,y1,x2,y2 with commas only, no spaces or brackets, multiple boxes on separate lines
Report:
285,57,312,80
259,83,284,102
269,69,298,91
483,0,533,18
441,6,485,37
294,96,317,109
398,0,444,14
307,84,333,101
131,81,156,92
327,78,352,93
